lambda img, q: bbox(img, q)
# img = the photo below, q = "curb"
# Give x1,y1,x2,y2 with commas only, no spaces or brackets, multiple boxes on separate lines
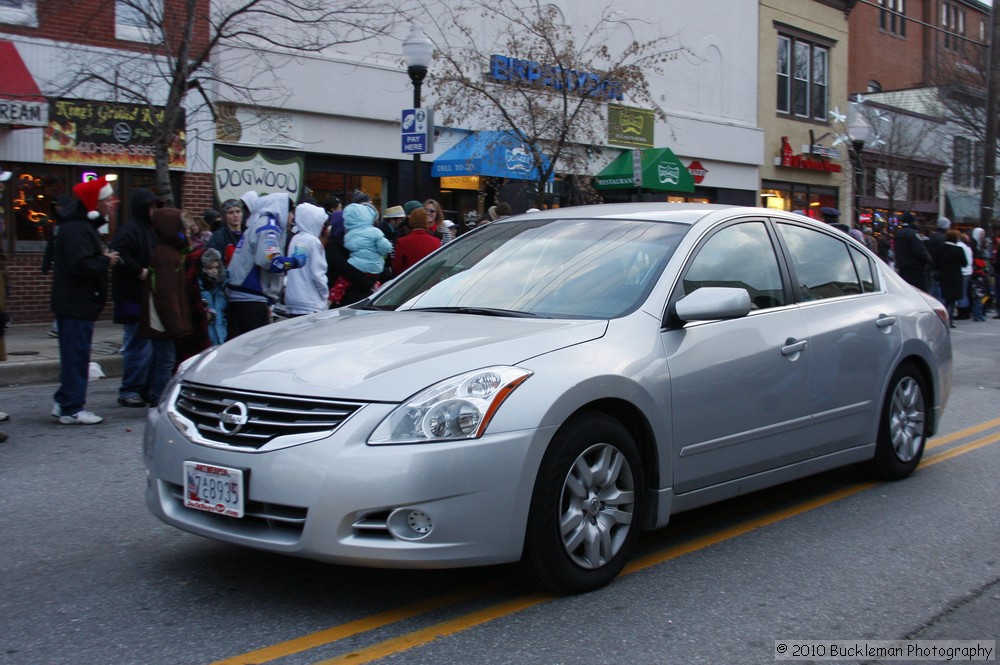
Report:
0,355,123,387
0,350,123,387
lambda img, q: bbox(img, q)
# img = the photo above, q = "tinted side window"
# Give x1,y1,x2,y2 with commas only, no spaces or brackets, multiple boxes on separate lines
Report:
850,246,878,293
778,223,861,301
682,221,785,310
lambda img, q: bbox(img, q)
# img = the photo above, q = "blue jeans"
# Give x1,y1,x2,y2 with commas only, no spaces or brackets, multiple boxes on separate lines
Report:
119,321,152,400
53,315,95,416
148,338,176,406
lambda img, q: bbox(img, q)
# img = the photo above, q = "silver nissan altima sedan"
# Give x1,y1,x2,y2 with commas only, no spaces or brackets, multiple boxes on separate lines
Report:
144,203,952,594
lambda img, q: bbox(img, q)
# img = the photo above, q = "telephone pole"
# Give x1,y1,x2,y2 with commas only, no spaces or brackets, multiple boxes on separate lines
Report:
980,3,1000,230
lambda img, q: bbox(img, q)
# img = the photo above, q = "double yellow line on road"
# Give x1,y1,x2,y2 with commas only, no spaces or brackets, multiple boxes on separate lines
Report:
211,417,1000,665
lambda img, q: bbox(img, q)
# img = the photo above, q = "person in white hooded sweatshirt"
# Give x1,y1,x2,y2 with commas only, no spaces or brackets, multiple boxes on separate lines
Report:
225,192,306,338
284,202,330,315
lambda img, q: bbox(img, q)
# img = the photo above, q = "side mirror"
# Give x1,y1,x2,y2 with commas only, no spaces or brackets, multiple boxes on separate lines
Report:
669,287,752,326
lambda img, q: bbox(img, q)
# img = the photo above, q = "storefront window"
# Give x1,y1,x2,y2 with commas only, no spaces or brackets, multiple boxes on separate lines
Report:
10,166,69,253
760,183,838,221
4,166,177,252
305,172,384,211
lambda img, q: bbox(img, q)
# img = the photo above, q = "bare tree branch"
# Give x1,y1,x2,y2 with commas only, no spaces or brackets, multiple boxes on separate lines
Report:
411,0,692,207
49,0,403,205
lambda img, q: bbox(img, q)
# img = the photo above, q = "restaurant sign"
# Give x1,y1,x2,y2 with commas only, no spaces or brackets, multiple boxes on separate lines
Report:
775,137,841,173
608,105,653,149
44,99,186,168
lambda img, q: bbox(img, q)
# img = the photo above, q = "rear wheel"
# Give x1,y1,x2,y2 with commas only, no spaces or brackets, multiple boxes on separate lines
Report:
864,364,927,480
517,412,644,594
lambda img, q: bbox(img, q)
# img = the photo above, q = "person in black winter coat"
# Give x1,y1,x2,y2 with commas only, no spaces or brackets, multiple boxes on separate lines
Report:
50,176,120,425
938,229,968,327
893,212,933,292
109,188,162,407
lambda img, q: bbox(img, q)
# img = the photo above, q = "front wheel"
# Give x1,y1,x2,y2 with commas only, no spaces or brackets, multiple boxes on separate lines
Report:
517,412,644,594
863,364,928,480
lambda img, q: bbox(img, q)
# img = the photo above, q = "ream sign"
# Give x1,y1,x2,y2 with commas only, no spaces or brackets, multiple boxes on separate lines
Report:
213,149,304,204
0,100,46,127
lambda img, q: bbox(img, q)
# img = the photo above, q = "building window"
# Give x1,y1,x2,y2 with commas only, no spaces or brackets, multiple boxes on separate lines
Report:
115,0,161,43
952,136,982,188
942,2,966,52
0,0,38,27
879,0,907,37
908,174,936,203
953,137,969,186
776,34,828,121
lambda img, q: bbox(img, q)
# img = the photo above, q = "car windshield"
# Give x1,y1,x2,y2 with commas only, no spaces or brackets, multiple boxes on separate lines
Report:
368,217,688,318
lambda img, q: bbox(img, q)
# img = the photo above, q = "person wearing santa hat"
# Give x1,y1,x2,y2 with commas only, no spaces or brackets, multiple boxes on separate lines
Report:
49,176,120,425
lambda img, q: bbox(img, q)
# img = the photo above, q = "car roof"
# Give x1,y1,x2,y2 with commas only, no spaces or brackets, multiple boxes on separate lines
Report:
508,203,780,226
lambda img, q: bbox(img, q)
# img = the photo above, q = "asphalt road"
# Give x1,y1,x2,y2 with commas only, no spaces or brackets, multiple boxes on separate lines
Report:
0,320,998,665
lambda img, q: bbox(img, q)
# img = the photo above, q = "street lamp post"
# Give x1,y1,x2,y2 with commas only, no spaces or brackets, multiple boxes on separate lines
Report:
847,114,871,228
403,25,433,201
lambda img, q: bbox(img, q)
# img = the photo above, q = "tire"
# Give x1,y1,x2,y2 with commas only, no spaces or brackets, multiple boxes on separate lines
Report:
864,364,928,480
517,412,644,594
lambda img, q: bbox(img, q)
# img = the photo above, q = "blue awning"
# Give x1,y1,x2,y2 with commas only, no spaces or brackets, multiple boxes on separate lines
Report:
431,131,553,181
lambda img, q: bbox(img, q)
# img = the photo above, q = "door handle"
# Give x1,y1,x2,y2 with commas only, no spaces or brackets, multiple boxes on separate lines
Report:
781,338,808,356
876,315,898,329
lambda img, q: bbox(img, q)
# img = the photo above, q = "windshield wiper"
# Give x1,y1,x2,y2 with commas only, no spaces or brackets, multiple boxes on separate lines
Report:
409,306,538,318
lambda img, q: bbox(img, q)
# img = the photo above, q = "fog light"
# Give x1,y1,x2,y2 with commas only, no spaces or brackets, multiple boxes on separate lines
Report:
387,508,433,541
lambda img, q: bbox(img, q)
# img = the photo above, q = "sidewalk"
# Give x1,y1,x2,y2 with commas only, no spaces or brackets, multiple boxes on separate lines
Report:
0,320,123,386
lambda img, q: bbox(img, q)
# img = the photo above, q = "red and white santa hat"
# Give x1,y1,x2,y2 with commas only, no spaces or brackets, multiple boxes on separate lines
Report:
72,176,114,220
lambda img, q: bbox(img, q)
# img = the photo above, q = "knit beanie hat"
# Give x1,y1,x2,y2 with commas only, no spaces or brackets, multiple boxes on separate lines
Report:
937,216,952,230
408,207,429,229
73,176,113,220
403,200,423,216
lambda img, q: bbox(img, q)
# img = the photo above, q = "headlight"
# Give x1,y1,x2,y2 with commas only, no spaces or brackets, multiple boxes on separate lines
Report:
368,366,532,445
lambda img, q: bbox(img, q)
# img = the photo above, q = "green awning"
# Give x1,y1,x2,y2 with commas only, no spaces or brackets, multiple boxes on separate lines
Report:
946,191,980,222
594,148,695,192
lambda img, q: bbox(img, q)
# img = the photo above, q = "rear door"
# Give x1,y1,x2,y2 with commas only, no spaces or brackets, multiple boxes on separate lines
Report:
774,220,903,450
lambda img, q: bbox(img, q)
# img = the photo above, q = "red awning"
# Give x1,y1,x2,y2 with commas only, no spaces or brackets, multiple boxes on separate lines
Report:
0,40,43,102
0,40,46,127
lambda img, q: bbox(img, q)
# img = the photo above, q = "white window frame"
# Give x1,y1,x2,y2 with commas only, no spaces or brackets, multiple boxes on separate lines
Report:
0,0,38,27
776,33,829,122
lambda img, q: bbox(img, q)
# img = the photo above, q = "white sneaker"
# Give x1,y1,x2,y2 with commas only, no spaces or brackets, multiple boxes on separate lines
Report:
59,410,103,425
0,411,9,422
51,403,61,418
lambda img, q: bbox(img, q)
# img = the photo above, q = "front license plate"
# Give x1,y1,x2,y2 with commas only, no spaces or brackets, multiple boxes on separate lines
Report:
184,461,245,518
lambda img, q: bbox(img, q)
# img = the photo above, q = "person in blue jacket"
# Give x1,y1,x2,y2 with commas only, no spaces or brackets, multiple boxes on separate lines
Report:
198,247,228,346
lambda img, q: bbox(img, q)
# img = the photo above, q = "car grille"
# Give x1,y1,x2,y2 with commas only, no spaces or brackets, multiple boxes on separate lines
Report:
174,381,363,449
165,481,307,543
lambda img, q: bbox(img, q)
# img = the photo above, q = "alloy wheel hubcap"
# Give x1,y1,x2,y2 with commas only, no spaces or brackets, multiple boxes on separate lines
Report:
559,443,636,570
889,376,925,462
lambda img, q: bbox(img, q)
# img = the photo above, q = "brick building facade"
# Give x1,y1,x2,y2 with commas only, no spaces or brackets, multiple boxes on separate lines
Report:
1,0,215,323
849,0,990,95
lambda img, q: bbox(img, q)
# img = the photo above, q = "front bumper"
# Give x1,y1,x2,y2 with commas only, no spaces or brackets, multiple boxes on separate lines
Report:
143,402,552,568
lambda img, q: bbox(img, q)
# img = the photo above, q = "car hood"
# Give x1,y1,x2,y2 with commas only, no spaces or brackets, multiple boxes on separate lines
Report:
187,309,608,401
